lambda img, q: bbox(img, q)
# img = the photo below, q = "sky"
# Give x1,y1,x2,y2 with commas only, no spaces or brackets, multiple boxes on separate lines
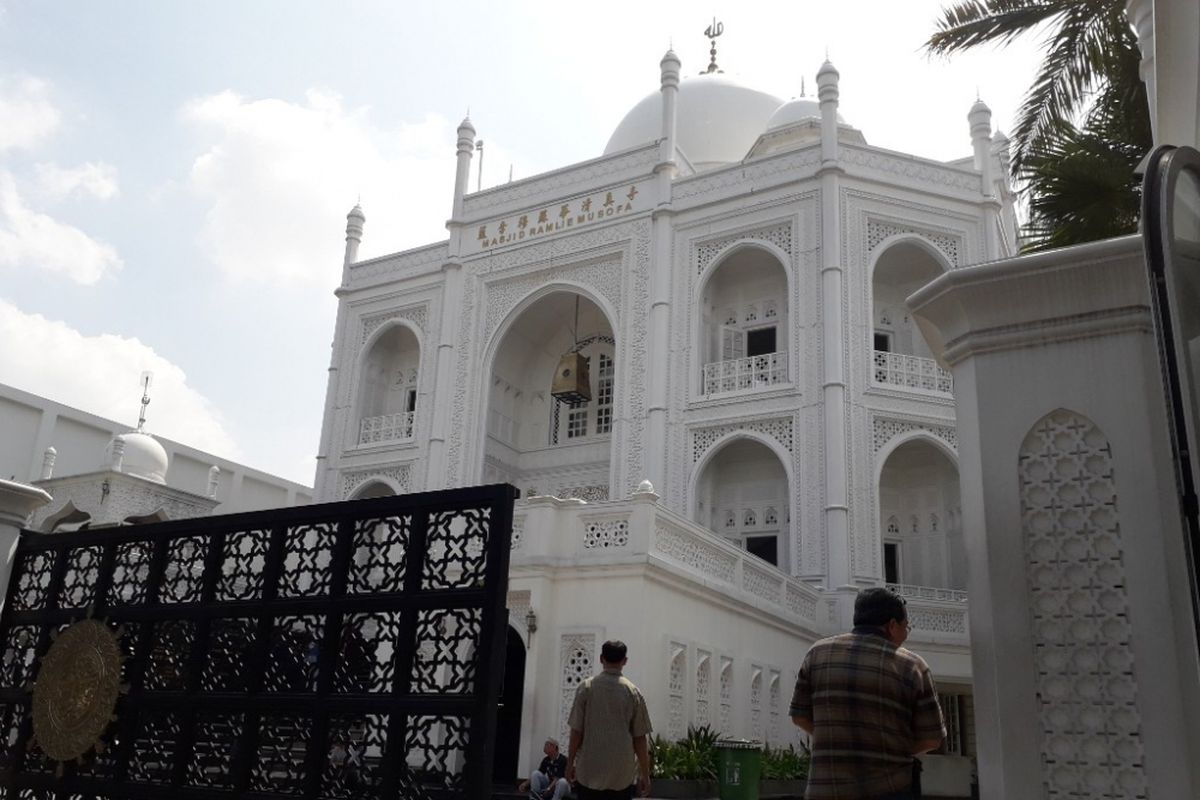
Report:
0,1,1041,485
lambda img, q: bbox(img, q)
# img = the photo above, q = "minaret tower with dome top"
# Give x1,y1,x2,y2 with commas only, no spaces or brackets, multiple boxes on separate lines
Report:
313,31,1015,791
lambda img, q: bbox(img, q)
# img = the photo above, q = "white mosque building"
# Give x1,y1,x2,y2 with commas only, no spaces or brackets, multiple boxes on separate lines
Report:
313,45,1017,795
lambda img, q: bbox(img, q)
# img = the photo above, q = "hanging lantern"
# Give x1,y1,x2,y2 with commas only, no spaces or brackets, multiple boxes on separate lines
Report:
551,352,591,405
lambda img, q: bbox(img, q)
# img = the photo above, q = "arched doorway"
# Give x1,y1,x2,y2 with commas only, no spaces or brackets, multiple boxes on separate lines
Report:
492,625,526,783
877,438,963,588
693,437,791,568
483,291,615,500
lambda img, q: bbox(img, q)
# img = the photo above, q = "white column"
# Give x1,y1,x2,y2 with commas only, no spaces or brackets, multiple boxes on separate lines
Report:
424,262,465,489
1126,0,1200,149
646,50,680,495
0,480,51,613
818,61,851,588
909,236,1200,799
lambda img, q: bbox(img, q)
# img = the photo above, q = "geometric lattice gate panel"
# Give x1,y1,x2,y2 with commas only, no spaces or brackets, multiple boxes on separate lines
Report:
0,484,518,800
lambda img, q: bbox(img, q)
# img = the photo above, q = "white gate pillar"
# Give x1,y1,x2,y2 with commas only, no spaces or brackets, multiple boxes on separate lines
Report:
0,479,51,612
909,236,1200,799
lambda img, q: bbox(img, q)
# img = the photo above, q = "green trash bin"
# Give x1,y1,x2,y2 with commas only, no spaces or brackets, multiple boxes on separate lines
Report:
715,738,762,800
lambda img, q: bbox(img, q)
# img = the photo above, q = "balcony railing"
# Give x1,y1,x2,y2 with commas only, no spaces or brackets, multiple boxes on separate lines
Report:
886,583,968,603
359,411,415,445
702,352,788,395
872,350,953,395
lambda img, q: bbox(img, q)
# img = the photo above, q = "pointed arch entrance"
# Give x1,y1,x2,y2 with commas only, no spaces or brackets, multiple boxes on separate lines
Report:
482,290,616,499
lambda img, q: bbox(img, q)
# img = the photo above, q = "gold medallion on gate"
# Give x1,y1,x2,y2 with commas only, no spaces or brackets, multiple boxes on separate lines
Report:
30,619,122,766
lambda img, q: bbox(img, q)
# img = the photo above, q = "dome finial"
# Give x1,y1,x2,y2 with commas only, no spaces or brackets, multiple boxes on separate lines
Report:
703,17,724,74
136,371,153,433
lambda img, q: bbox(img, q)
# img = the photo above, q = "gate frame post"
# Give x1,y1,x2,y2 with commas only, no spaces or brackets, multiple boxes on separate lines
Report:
0,479,51,611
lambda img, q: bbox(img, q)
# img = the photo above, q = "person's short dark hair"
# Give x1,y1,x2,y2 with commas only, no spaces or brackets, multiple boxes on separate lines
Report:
853,587,908,627
600,640,628,663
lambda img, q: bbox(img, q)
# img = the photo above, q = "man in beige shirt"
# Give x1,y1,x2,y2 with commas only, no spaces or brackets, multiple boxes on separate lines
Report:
566,640,653,799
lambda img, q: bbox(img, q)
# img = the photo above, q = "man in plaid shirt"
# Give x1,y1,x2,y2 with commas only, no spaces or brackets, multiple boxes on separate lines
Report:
790,588,945,799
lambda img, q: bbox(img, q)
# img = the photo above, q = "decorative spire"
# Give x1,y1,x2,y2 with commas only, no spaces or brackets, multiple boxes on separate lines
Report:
136,371,153,432
801,77,806,97
703,17,724,74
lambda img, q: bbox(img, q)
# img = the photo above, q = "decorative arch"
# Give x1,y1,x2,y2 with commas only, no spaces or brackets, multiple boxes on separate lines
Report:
874,429,959,487
476,283,620,492
689,429,795,518
694,241,795,396
866,232,955,284
874,432,963,589
39,499,90,533
353,318,424,447
695,239,794,296
481,281,620,372
346,478,400,500
358,316,425,364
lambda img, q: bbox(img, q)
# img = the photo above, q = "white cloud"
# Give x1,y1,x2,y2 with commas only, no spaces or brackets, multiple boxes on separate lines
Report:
181,89,534,286
0,76,60,151
34,161,120,201
0,168,122,283
0,299,240,459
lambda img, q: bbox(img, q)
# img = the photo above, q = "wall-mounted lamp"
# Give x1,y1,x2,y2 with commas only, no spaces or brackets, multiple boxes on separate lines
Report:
524,608,538,648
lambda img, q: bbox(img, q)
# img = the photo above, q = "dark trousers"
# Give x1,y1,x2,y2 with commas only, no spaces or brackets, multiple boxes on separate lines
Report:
575,785,634,800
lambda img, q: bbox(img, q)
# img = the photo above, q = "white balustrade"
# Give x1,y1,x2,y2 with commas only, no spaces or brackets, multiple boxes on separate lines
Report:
872,350,953,395
702,352,788,395
886,583,968,603
358,411,415,445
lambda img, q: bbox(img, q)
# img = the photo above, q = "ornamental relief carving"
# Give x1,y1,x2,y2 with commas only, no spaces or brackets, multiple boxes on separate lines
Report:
694,221,794,276
462,145,658,215
349,242,448,284
559,633,596,743
673,147,821,204
841,146,981,194
691,417,795,463
872,417,957,455
866,219,962,268
360,304,429,346
340,463,414,499
1018,410,1147,799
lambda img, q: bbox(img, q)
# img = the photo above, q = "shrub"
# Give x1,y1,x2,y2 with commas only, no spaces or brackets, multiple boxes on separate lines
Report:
650,726,810,782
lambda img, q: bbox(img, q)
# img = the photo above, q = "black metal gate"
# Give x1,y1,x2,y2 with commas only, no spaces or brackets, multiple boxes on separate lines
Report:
0,484,518,800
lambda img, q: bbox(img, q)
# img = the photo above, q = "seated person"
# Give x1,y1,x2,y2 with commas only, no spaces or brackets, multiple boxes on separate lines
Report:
518,737,570,800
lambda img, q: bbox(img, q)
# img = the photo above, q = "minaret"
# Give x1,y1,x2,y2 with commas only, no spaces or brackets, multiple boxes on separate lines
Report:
816,58,852,596
314,203,364,500
969,98,1003,260
426,118,474,488
817,59,840,165
658,49,681,179
451,116,476,222
40,447,56,480
646,48,680,494
342,203,365,284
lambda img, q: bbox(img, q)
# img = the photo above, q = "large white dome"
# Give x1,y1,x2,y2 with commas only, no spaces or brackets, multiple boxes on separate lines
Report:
604,73,783,171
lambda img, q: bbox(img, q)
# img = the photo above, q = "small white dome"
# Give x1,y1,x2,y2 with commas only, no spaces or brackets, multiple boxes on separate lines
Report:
109,432,169,484
604,73,783,171
767,97,822,130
